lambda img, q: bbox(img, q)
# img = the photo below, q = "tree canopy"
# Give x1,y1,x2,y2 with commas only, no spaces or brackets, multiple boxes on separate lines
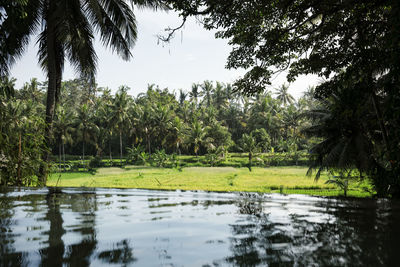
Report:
166,0,399,94
165,0,400,196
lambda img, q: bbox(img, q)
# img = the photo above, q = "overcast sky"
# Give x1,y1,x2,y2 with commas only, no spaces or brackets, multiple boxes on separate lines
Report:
10,9,319,99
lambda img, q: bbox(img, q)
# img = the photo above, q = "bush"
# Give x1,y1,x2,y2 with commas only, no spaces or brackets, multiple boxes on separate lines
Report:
126,145,145,164
70,162,80,171
151,149,169,167
89,156,103,169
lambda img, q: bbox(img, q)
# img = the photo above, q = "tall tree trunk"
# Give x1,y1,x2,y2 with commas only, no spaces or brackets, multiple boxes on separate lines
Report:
371,93,390,156
59,140,61,171
62,140,65,172
248,151,252,172
38,21,58,186
119,130,123,166
147,134,151,155
83,135,85,168
41,190,65,266
17,133,22,185
109,136,112,162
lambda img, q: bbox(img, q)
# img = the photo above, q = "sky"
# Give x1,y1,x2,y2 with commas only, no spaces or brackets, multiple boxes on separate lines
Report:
10,8,319,99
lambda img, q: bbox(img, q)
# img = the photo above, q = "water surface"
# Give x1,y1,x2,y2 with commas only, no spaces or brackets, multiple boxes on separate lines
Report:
1,187,399,266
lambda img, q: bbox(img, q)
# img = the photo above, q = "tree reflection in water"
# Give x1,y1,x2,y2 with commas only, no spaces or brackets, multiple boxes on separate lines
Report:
39,188,66,266
226,193,400,266
0,189,29,266
98,239,137,266
1,188,400,266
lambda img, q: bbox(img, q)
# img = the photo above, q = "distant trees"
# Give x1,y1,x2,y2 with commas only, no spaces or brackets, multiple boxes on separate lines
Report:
112,88,131,165
0,96,46,186
0,76,321,186
53,106,74,171
275,84,294,106
2,78,316,160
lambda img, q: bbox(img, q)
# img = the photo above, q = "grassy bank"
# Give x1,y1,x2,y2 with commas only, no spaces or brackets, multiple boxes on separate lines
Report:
47,166,373,197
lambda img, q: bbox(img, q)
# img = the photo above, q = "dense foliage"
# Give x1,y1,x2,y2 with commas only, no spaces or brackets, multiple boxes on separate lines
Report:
0,77,317,185
0,78,46,185
165,0,400,197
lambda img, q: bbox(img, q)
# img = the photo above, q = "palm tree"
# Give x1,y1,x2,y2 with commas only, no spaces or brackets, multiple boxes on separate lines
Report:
187,119,206,157
75,104,98,168
178,89,187,105
201,80,213,107
303,90,375,180
1,0,166,184
224,83,236,104
0,99,44,185
97,99,115,162
5,100,28,184
53,106,74,171
275,83,295,106
303,86,316,101
169,116,187,154
153,102,174,149
0,76,16,99
112,87,131,166
213,81,227,108
189,83,201,106
19,78,43,102
239,133,258,172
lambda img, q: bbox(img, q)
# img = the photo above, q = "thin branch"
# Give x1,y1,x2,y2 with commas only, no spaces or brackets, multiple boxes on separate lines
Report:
157,16,187,43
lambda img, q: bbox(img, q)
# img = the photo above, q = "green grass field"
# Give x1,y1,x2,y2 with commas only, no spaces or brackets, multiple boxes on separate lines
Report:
47,166,373,197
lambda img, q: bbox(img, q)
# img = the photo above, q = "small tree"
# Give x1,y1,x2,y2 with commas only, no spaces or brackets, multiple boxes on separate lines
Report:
239,133,259,171
152,149,169,167
126,145,145,165
205,146,224,167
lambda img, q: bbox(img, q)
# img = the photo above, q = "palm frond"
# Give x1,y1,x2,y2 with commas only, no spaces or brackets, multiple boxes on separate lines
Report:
62,0,97,82
0,1,41,76
85,0,137,60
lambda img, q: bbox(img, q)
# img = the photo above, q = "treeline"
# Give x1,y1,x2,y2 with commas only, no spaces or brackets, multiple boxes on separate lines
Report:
0,77,317,183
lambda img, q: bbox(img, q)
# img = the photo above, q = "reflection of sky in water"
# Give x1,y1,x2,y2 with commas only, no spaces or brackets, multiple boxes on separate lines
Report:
1,188,400,266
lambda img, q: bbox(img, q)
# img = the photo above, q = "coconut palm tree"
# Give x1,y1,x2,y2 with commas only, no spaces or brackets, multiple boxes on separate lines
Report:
201,80,213,107
303,90,375,180
97,96,115,162
213,81,227,109
153,102,174,149
5,100,28,184
187,119,206,157
53,106,74,171
0,76,16,99
169,116,187,154
19,78,43,102
239,133,258,172
0,99,44,185
75,104,99,168
275,83,295,106
189,83,201,107
178,89,187,105
1,0,166,184
112,87,131,166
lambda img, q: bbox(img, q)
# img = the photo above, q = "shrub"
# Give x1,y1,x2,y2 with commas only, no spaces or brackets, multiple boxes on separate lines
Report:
89,156,103,169
152,149,169,167
126,145,145,164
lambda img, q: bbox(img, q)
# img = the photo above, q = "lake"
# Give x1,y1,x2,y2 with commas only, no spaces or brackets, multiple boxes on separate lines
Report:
1,187,399,266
